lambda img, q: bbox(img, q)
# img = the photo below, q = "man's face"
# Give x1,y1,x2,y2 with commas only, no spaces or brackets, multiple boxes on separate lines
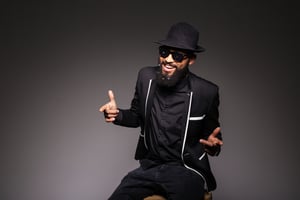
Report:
157,46,195,88
158,46,195,78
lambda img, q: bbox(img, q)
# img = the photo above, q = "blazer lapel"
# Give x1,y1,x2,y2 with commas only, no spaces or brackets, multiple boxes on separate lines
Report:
145,79,157,122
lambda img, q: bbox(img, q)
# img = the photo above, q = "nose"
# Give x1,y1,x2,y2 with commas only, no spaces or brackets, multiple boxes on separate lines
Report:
164,53,174,62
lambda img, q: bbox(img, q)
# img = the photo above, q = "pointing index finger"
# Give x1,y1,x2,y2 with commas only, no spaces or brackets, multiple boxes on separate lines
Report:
211,127,221,137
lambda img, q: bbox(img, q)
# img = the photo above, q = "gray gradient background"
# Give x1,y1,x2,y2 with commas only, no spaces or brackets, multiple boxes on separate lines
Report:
1,1,299,200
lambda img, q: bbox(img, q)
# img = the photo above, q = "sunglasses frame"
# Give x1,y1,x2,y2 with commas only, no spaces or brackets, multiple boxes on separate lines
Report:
159,46,190,62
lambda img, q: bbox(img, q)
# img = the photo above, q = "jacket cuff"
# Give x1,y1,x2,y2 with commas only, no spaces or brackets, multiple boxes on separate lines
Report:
113,108,123,125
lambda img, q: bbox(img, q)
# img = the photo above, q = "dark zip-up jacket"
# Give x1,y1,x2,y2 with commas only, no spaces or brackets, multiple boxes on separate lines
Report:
114,66,222,191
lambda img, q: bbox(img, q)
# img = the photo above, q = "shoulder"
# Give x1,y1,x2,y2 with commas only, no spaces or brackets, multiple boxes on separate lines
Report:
137,66,158,80
189,71,219,92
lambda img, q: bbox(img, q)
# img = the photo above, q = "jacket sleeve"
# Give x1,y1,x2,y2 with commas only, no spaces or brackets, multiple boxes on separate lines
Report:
203,87,222,141
201,87,222,156
113,74,142,128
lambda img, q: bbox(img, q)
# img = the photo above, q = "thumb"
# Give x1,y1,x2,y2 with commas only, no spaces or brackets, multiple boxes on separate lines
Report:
108,90,115,101
108,90,117,108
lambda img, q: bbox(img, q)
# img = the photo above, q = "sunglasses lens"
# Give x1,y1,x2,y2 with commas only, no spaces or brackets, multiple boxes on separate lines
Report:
172,52,184,62
159,48,170,58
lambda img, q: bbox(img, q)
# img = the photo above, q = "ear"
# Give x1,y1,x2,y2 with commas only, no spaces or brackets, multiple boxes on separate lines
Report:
189,56,196,65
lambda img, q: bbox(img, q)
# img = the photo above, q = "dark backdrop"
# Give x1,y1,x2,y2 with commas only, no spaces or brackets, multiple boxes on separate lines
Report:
1,1,299,199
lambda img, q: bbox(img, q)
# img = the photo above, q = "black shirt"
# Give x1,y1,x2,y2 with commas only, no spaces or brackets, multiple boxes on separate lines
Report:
146,77,190,164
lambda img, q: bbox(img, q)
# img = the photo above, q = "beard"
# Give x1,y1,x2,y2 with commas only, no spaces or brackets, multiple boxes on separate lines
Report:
156,63,189,88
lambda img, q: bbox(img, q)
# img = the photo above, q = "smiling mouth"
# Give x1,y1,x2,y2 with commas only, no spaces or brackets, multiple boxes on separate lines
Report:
162,63,176,75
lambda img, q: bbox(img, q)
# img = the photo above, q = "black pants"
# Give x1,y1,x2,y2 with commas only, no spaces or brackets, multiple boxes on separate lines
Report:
108,159,205,200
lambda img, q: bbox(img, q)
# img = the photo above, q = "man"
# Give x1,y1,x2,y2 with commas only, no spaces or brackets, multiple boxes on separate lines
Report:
99,22,223,200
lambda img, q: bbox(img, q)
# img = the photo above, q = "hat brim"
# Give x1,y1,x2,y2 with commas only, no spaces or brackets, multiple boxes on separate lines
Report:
155,40,205,53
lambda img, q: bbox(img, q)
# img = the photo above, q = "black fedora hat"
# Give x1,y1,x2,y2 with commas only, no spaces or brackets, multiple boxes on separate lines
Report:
156,22,205,53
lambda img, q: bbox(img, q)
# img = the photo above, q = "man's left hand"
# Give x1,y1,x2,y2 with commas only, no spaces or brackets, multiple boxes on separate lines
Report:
199,127,223,156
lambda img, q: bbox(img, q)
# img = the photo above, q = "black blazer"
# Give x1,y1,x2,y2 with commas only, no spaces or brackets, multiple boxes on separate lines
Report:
114,66,222,191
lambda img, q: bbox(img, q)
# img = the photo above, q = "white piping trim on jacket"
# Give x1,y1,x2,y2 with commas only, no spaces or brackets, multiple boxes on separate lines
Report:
181,92,192,158
190,115,206,121
199,152,206,161
145,79,152,118
143,79,152,149
181,91,208,190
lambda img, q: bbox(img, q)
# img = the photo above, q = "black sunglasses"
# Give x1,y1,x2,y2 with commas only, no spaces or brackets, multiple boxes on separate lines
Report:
159,46,189,62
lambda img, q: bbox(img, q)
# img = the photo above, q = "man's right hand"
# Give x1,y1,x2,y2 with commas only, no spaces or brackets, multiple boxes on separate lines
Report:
99,90,119,122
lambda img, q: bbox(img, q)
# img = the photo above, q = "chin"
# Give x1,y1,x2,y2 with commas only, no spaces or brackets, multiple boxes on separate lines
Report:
160,66,176,78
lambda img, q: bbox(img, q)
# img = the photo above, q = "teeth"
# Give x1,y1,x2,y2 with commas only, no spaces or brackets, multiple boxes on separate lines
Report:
162,64,175,75
165,65,174,69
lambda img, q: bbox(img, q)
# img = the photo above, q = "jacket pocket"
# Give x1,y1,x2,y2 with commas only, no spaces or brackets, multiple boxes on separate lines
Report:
189,114,206,121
